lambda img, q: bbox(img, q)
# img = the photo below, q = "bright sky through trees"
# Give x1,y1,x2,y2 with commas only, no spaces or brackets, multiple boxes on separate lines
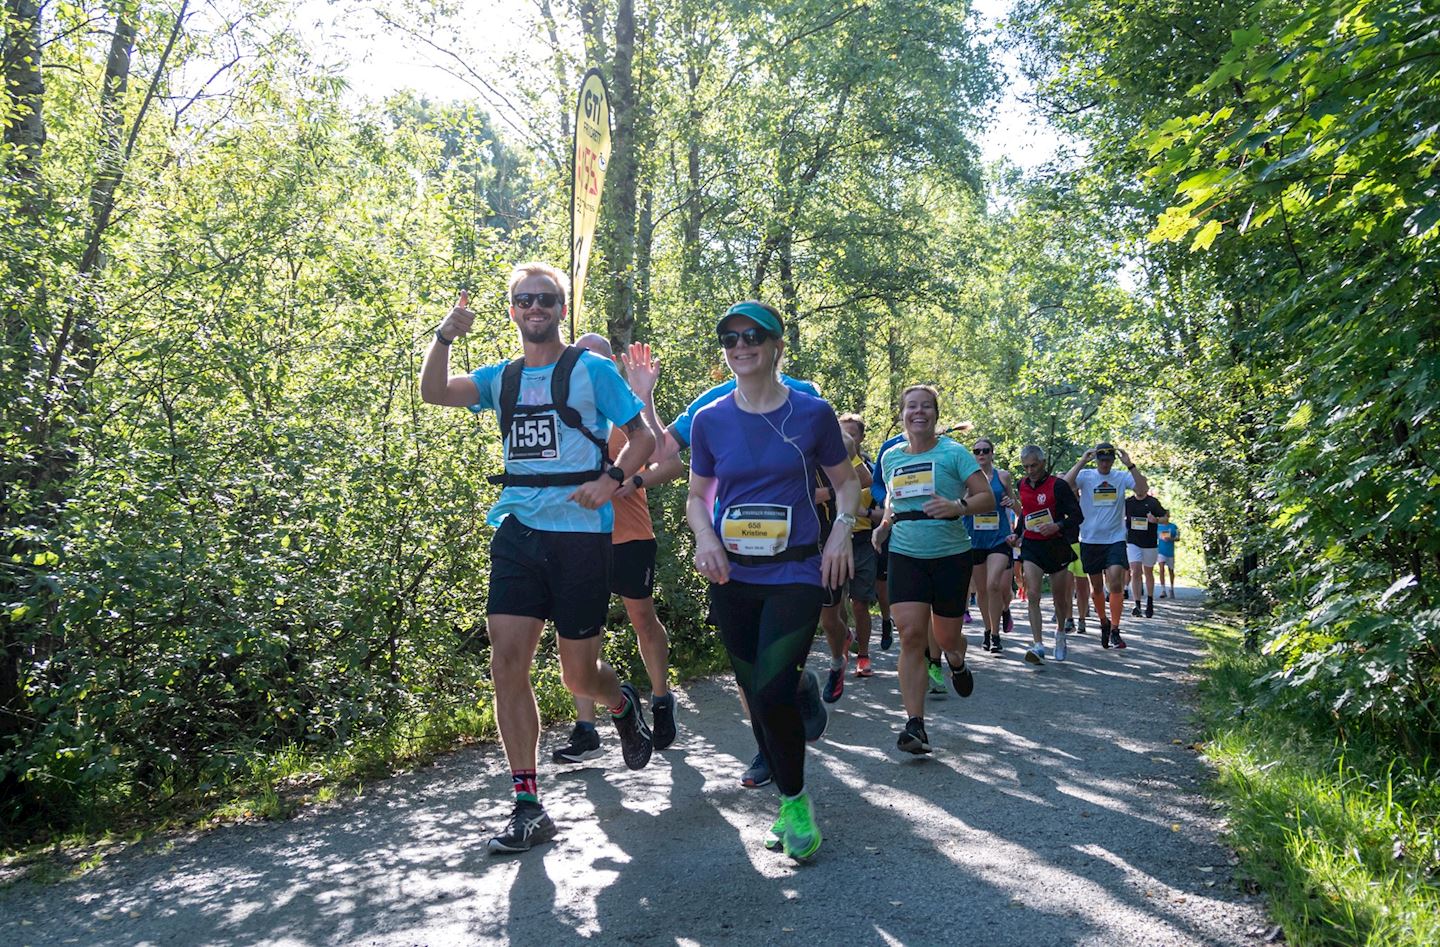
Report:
291,0,1064,171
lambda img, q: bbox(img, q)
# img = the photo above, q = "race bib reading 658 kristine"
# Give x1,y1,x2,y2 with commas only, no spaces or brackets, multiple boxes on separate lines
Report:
721,504,792,557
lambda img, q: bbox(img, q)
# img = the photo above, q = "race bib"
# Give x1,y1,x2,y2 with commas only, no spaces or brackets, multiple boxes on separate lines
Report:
890,461,936,499
1093,483,1119,506
1131,516,1150,531
1025,508,1054,530
973,511,1001,531
507,414,559,461
721,504,792,557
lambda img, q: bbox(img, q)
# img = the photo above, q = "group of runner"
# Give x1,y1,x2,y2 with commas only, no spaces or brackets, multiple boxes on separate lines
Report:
421,265,1181,861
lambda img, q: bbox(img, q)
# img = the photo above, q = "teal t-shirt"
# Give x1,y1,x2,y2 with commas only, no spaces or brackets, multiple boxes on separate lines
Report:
467,350,643,533
880,438,981,559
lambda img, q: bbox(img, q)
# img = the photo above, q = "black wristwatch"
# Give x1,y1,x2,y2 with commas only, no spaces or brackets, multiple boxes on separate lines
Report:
631,474,645,489
435,328,454,346
605,466,626,484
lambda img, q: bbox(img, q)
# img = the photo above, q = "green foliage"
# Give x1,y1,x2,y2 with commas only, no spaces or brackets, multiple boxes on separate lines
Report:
1195,617,1440,946
1017,0,1440,755
0,0,1005,843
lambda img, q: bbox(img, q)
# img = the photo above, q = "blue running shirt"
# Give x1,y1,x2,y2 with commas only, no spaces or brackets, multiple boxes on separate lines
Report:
468,350,643,533
965,467,1013,549
690,390,847,586
671,374,820,449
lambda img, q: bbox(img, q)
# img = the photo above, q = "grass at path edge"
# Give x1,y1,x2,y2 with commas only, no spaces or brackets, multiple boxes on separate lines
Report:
1191,614,1440,946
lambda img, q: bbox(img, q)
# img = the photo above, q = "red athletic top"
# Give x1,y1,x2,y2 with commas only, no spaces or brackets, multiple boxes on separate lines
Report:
1019,474,1062,541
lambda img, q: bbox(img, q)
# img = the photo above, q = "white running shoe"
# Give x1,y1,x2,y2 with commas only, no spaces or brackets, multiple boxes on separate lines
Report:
1054,630,1069,662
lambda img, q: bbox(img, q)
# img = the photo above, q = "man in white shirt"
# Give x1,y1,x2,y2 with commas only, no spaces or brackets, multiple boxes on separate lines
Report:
1065,442,1148,650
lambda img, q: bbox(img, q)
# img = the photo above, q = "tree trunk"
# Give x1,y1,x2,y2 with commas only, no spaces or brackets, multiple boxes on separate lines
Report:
79,16,137,279
539,0,570,142
0,0,46,815
681,60,702,288
633,178,654,342
2,0,44,217
593,0,638,346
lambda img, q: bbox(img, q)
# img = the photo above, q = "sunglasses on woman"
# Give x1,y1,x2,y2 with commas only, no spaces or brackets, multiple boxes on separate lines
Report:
511,292,563,309
718,327,775,349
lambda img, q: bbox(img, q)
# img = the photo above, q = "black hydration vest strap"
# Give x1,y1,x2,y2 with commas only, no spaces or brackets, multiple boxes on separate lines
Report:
493,346,611,488
892,510,936,521
486,470,602,487
725,543,822,567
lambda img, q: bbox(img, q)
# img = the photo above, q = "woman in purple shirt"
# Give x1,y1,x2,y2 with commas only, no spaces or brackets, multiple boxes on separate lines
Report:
686,300,857,862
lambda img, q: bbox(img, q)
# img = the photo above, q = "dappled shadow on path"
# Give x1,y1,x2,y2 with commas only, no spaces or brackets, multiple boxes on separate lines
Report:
0,587,1268,946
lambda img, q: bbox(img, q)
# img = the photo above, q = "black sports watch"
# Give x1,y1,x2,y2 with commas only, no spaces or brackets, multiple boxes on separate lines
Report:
435,328,454,345
605,466,626,484
631,474,645,489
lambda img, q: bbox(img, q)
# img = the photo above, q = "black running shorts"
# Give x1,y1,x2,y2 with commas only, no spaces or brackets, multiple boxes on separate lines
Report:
1020,536,1076,576
610,538,657,600
487,516,612,639
970,543,1013,570
1080,540,1128,576
887,551,972,618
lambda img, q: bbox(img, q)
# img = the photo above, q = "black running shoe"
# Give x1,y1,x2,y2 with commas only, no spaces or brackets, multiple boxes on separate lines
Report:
487,800,557,855
982,629,993,652
798,669,828,742
992,633,1004,654
1132,603,1142,618
1145,597,1154,618
552,722,603,764
1063,617,1075,635
612,683,653,770
741,751,773,788
897,717,931,755
651,693,677,751
880,618,894,651
1100,618,1113,649
950,659,974,698
1002,608,1014,635
823,665,845,704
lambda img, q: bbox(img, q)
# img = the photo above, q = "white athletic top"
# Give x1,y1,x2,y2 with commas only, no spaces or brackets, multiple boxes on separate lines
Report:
1075,467,1137,544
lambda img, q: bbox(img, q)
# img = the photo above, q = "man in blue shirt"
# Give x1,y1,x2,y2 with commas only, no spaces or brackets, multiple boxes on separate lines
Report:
420,263,658,854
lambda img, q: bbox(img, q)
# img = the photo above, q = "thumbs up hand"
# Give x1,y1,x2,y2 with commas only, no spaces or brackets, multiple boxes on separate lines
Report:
440,290,474,341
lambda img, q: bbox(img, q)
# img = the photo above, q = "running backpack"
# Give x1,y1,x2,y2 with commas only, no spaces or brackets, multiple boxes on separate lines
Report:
487,346,611,488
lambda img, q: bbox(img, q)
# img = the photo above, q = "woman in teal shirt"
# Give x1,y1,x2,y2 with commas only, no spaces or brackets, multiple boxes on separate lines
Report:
872,385,994,755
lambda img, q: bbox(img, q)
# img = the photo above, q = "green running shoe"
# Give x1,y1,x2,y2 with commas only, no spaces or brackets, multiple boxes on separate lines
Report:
927,661,948,698
780,792,822,861
764,812,785,851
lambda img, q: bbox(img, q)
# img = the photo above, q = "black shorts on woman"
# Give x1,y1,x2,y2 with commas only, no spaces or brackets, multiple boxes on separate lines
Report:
889,551,972,618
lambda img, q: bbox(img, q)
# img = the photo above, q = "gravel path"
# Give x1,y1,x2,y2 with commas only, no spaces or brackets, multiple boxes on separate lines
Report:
1,586,1271,946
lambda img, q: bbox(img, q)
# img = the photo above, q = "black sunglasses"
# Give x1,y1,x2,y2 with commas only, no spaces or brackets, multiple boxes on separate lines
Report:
719,327,775,349
1096,452,1115,461
973,446,993,454
512,292,563,309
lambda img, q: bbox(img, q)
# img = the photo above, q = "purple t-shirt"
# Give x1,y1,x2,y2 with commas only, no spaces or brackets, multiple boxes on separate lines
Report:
690,390,847,586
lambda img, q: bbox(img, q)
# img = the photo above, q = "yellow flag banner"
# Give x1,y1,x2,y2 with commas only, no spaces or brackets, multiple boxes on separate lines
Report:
570,68,612,341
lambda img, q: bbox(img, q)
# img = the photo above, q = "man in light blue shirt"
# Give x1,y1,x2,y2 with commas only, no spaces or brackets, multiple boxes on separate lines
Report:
421,262,657,855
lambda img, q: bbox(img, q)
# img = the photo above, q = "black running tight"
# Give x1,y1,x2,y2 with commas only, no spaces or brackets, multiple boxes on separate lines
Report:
709,580,823,796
